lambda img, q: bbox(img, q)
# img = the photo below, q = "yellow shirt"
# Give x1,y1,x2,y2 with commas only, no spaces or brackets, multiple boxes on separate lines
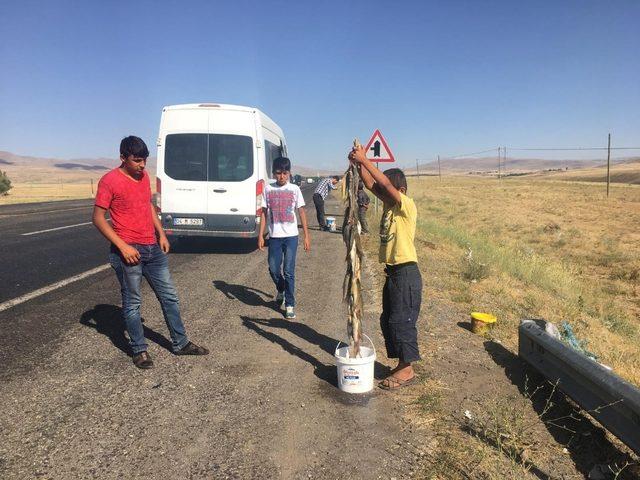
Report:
379,192,418,265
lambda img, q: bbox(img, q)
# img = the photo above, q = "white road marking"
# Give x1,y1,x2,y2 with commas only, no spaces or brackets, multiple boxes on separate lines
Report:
0,264,111,313
21,221,97,236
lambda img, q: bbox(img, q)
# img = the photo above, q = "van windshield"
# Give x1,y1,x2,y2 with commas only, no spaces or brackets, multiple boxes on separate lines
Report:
164,133,253,182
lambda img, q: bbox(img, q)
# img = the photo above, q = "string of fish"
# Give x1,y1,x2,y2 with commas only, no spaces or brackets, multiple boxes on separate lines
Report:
342,139,365,357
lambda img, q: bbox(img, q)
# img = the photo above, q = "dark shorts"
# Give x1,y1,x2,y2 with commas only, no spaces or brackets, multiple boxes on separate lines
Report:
380,262,422,363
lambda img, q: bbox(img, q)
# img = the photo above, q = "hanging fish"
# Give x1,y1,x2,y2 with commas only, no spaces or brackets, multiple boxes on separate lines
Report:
342,138,364,357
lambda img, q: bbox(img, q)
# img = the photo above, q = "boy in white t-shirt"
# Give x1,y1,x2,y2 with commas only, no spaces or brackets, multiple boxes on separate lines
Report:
258,157,310,319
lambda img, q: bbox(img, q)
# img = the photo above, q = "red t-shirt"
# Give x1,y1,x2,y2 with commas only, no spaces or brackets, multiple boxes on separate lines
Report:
95,168,157,245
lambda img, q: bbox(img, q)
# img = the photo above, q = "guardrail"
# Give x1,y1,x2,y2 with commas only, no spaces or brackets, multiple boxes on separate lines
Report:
518,319,640,456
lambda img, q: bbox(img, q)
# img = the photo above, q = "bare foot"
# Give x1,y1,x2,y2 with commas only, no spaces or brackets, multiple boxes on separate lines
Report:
387,362,414,382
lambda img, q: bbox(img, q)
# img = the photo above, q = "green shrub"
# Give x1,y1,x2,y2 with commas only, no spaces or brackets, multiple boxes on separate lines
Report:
461,247,490,281
0,170,12,195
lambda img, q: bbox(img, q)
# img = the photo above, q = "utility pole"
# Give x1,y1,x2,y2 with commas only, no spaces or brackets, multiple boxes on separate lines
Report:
606,133,611,197
503,146,507,175
416,159,420,177
498,147,501,179
437,155,441,182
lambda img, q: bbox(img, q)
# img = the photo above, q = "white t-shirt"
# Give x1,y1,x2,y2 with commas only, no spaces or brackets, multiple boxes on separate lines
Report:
262,181,305,238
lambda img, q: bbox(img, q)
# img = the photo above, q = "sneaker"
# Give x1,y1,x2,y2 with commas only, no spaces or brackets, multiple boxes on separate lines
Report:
275,291,285,309
175,342,209,356
285,306,296,319
133,351,154,369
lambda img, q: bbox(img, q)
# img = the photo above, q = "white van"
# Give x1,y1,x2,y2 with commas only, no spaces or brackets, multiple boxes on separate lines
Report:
155,103,287,239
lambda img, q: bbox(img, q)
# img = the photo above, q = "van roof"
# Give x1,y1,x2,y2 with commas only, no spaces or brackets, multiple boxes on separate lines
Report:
163,103,255,112
162,103,282,136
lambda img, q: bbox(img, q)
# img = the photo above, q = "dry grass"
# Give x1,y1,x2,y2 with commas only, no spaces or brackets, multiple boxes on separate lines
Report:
0,183,95,204
410,175,640,385
359,173,640,478
0,170,156,205
353,175,640,478
537,161,640,185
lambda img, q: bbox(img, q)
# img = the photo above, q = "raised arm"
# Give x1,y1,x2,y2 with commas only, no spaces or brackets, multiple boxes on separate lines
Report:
349,146,402,206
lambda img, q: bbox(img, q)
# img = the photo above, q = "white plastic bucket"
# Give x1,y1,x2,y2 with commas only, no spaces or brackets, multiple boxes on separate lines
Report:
335,334,376,394
326,216,336,231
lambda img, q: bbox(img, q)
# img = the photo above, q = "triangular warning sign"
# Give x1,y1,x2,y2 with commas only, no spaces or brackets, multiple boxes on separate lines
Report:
364,129,395,163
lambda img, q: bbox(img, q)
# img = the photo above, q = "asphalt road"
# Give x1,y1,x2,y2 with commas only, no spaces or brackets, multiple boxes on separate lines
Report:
0,183,314,373
0,184,318,304
0,199,109,303
0,182,424,479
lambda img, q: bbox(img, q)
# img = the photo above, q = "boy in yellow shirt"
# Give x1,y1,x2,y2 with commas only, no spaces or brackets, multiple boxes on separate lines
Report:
349,145,422,389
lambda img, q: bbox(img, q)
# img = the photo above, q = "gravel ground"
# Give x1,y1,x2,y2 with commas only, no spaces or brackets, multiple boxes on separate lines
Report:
0,193,427,479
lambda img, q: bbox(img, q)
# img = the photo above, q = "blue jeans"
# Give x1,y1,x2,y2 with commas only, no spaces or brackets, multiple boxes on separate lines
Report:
109,243,189,354
267,236,298,307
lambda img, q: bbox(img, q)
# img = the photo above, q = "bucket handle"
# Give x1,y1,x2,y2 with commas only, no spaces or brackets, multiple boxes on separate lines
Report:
335,334,375,359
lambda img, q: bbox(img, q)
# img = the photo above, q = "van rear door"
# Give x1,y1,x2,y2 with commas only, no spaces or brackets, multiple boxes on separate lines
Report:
162,132,209,227
206,109,256,221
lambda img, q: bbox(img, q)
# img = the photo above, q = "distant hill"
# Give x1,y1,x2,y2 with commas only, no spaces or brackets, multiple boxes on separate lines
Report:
0,151,156,184
410,155,637,175
293,165,339,176
0,151,156,169
54,163,109,171
0,150,335,183
538,158,640,185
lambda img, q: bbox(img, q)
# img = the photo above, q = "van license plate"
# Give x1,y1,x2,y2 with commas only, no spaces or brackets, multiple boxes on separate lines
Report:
173,218,203,226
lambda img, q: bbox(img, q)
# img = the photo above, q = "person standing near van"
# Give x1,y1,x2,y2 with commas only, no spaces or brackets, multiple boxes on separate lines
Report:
348,145,422,390
312,176,340,231
258,157,310,319
92,136,209,369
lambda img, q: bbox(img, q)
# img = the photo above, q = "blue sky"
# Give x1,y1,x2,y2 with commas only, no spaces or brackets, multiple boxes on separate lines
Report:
1,0,638,170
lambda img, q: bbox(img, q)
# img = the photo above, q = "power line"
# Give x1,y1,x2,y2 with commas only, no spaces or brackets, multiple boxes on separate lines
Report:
438,148,498,160
415,144,640,165
509,147,640,151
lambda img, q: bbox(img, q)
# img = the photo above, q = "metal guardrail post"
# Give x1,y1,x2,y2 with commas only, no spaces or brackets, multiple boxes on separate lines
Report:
519,319,640,456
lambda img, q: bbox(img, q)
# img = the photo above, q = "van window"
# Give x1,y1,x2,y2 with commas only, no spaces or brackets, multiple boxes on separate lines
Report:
264,140,283,178
209,134,253,181
165,134,207,181
165,133,253,182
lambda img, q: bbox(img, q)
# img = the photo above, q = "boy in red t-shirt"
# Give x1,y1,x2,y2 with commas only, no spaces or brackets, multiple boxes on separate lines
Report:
93,136,208,369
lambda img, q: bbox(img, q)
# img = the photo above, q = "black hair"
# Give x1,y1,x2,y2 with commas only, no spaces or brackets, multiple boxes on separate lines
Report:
120,136,149,159
272,156,291,173
358,180,364,190
331,175,341,181
383,168,407,192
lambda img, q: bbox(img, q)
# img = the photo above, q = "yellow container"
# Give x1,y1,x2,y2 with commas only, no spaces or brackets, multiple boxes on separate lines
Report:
470,312,497,335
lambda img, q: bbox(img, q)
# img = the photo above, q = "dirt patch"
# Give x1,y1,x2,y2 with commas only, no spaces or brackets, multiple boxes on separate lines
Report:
0,192,428,479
